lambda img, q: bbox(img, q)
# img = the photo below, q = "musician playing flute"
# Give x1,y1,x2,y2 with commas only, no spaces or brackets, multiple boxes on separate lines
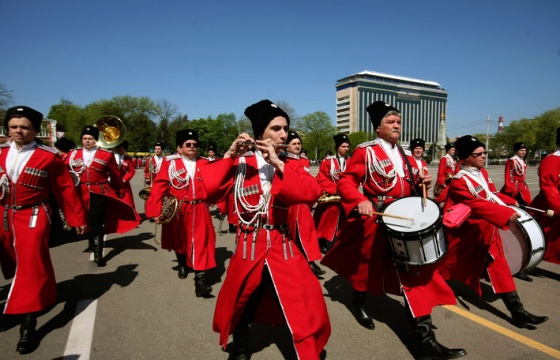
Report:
530,128,560,265
321,101,466,360
441,135,547,329
313,133,350,253
284,130,325,277
145,130,216,297
202,100,330,359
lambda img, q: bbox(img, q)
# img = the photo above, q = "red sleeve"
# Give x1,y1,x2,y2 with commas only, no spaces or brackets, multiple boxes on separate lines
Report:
502,159,516,195
144,158,151,179
337,148,369,216
145,160,170,218
123,156,135,182
537,156,560,212
272,157,321,207
50,154,86,227
199,157,235,204
106,153,124,191
316,159,337,194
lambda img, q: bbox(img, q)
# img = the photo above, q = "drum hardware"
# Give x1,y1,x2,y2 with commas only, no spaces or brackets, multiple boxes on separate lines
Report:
95,116,126,149
500,205,545,276
380,196,446,267
520,205,555,218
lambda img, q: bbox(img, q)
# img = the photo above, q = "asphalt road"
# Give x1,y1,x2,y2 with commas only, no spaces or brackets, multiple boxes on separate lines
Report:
0,164,559,360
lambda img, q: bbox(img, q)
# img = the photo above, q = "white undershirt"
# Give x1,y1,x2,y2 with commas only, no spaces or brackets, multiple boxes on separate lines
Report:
378,138,404,177
154,155,163,171
256,150,275,192
83,146,98,166
6,141,36,183
181,156,196,177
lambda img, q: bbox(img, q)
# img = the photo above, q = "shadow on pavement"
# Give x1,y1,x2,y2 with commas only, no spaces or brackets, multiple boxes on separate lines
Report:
103,232,158,263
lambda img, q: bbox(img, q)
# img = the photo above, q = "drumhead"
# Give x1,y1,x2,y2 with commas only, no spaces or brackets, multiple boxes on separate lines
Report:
380,197,442,239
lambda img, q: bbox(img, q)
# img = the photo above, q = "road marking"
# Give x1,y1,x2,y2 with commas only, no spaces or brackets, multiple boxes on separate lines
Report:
63,299,97,360
444,305,560,359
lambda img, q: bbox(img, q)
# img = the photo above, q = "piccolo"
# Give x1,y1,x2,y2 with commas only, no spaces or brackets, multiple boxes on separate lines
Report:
238,141,289,148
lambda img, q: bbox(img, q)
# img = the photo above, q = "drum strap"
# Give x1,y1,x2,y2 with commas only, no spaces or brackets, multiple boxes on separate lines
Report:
398,147,418,196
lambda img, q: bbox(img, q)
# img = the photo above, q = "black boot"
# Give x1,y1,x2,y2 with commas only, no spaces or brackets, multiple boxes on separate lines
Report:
84,235,94,253
178,266,188,279
514,271,533,282
92,235,106,267
231,327,250,360
408,312,466,360
318,238,329,254
17,313,38,354
194,271,212,297
501,291,548,328
309,262,326,276
176,253,188,279
351,290,374,329
229,224,238,234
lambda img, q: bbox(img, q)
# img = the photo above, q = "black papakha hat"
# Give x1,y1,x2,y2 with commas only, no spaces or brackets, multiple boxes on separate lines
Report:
333,133,350,149
410,138,425,150
81,125,100,139
445,143,455,152
286,130,301,145
54,137,76,152
455,135,485,160
176,129,198,147
366,101,400,129
244,99,290,139
513,142,527,152
4,106,43,131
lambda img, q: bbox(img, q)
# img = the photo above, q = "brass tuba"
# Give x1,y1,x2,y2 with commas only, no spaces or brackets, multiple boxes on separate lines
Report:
95,115,126,149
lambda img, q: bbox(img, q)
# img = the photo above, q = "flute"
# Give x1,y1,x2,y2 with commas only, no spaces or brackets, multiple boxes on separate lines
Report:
238,141,289,148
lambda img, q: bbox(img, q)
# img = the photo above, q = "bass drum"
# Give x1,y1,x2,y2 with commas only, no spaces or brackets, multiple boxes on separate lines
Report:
499,205,545,275
380,196,446,267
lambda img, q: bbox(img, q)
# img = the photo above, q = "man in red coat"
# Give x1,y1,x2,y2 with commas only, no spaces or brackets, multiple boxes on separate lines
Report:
54,137,76,163
114,140,142,221
321,101,465,360
145,129,216,297
441,135,547,329
284,130,325,277
434,143,459,203
202,100,329,360
0,106,87,354
67,126,140,266
500,142,532,206
144,142,164,185
313,133,350,253
531,128,560,265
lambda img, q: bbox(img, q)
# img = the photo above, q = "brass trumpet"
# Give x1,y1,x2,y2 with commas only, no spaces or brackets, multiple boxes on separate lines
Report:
433,173,453,198
317,192,341,204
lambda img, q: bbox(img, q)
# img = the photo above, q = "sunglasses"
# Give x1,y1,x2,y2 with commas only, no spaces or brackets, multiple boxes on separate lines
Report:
470,151,487,158
184,143,198,148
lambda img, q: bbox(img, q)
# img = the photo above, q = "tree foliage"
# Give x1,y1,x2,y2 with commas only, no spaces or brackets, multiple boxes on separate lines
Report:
299,111,337,161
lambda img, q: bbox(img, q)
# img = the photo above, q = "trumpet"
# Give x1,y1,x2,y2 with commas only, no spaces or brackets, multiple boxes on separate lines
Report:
238,141,288,148
317,192,341,204
433,173,453,198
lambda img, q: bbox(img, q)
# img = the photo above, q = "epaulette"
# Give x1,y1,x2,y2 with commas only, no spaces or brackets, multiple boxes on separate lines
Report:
279,152,299,160
165,154,180,161
357,140,379,148
0,142,10,148
37,144,58,154
403,149,412,156
453,172,465,179
98,147,112,153
324,155,336,160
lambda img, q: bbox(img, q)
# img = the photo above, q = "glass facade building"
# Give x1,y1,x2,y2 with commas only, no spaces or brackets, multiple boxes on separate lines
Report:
335,70,448,148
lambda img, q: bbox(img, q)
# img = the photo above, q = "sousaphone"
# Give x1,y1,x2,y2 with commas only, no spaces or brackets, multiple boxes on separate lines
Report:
95,115,126,149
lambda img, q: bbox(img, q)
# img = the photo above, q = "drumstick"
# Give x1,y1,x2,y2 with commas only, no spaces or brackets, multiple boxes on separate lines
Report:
520,205,555,217
372,211,413,221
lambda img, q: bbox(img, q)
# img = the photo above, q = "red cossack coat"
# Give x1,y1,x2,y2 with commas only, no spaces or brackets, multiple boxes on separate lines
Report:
313,156,345,242
145,155,216,270
500,156,532,204
201,154,330,360
118,154,141,221
321,142,457,318
530,151,560,264
434,154,460,202
0,144,86,314
440,168,517,296
285,154,322,262
67,147,140,234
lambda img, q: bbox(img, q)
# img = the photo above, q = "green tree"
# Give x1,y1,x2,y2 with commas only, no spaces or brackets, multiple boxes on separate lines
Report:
299,111,336,161
347,131,369,154
0,83,14,110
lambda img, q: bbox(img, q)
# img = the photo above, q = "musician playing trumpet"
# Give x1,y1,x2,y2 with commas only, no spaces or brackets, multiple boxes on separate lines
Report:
434,143,460,203
313,133,350,253
144,142,164,186
321,101,466,360
145,130,216,297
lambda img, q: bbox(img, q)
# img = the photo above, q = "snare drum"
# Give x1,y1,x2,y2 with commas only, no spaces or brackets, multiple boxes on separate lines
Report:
499,205,545,275
380,197,446,266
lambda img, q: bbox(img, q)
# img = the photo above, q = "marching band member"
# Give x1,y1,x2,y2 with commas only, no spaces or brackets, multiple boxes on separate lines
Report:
284,130,325,277
54,137,75,162
145,129,216,297
530,128,560,265
434,143,459,203
114,140,142,221
313,133,350,253
500,142,532,206
322,101,465,360
202,100,329,359
0,106,87,354
207,144,219,161
67,126,140,266
144,142,164,186
441,135,548,329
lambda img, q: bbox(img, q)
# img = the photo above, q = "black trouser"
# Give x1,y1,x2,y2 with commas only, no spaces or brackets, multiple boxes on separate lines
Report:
88,193,109,236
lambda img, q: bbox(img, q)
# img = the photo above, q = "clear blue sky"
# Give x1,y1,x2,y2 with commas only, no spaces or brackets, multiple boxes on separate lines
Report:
2,0,559,136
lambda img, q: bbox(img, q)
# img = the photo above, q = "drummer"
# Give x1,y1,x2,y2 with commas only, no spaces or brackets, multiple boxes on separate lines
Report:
440,135,548,329
321,101,466,359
